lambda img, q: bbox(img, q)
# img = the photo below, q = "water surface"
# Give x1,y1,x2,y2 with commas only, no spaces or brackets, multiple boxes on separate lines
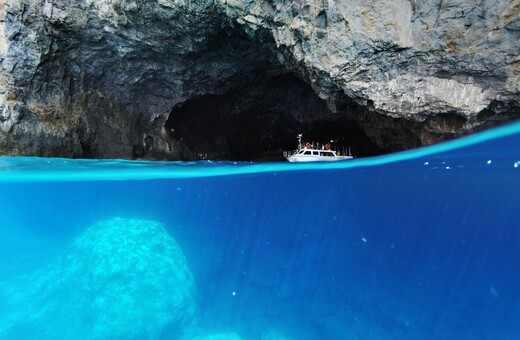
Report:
1,121,520,339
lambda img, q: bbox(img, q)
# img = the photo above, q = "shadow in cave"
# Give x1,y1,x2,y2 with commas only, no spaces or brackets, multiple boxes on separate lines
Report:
165,74,384,161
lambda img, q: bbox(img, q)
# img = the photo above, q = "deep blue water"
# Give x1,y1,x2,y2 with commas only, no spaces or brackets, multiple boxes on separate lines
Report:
1,121,520,339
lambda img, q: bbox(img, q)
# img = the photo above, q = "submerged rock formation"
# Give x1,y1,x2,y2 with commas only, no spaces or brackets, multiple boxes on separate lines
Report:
188,332,244,340
0,218,194,339
0,0,518,159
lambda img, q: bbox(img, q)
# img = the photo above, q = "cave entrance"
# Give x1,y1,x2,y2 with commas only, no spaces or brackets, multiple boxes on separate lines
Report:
165,74,383,161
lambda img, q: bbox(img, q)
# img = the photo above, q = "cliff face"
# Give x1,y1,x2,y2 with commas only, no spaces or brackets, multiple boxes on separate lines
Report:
0,0,519,160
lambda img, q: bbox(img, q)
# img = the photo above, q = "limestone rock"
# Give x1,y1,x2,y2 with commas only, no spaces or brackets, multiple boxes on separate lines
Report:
0,0,518,158
222,0,520,144
0,217,195,339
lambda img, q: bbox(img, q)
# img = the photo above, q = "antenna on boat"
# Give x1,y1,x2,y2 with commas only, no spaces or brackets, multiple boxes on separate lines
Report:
297,133,303,150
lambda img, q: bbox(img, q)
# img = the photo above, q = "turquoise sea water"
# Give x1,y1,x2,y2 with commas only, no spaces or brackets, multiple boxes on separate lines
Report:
1,121,520,339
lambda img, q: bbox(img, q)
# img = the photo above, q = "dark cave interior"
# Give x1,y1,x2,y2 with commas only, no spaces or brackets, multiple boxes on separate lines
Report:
165,74,384,161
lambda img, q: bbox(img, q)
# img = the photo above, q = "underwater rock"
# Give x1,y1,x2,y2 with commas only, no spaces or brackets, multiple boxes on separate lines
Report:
189,332,243,340
186,330,291,340
0,217,194,339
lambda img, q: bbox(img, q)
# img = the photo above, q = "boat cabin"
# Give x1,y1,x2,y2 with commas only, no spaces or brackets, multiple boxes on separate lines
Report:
296,149,336,157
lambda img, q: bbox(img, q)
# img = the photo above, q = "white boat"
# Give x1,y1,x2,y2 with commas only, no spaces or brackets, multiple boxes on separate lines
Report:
285,134,354,162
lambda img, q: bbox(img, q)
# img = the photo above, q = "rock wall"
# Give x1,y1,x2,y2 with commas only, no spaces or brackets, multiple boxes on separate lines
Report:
0,0,519,159
221,0,520,144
